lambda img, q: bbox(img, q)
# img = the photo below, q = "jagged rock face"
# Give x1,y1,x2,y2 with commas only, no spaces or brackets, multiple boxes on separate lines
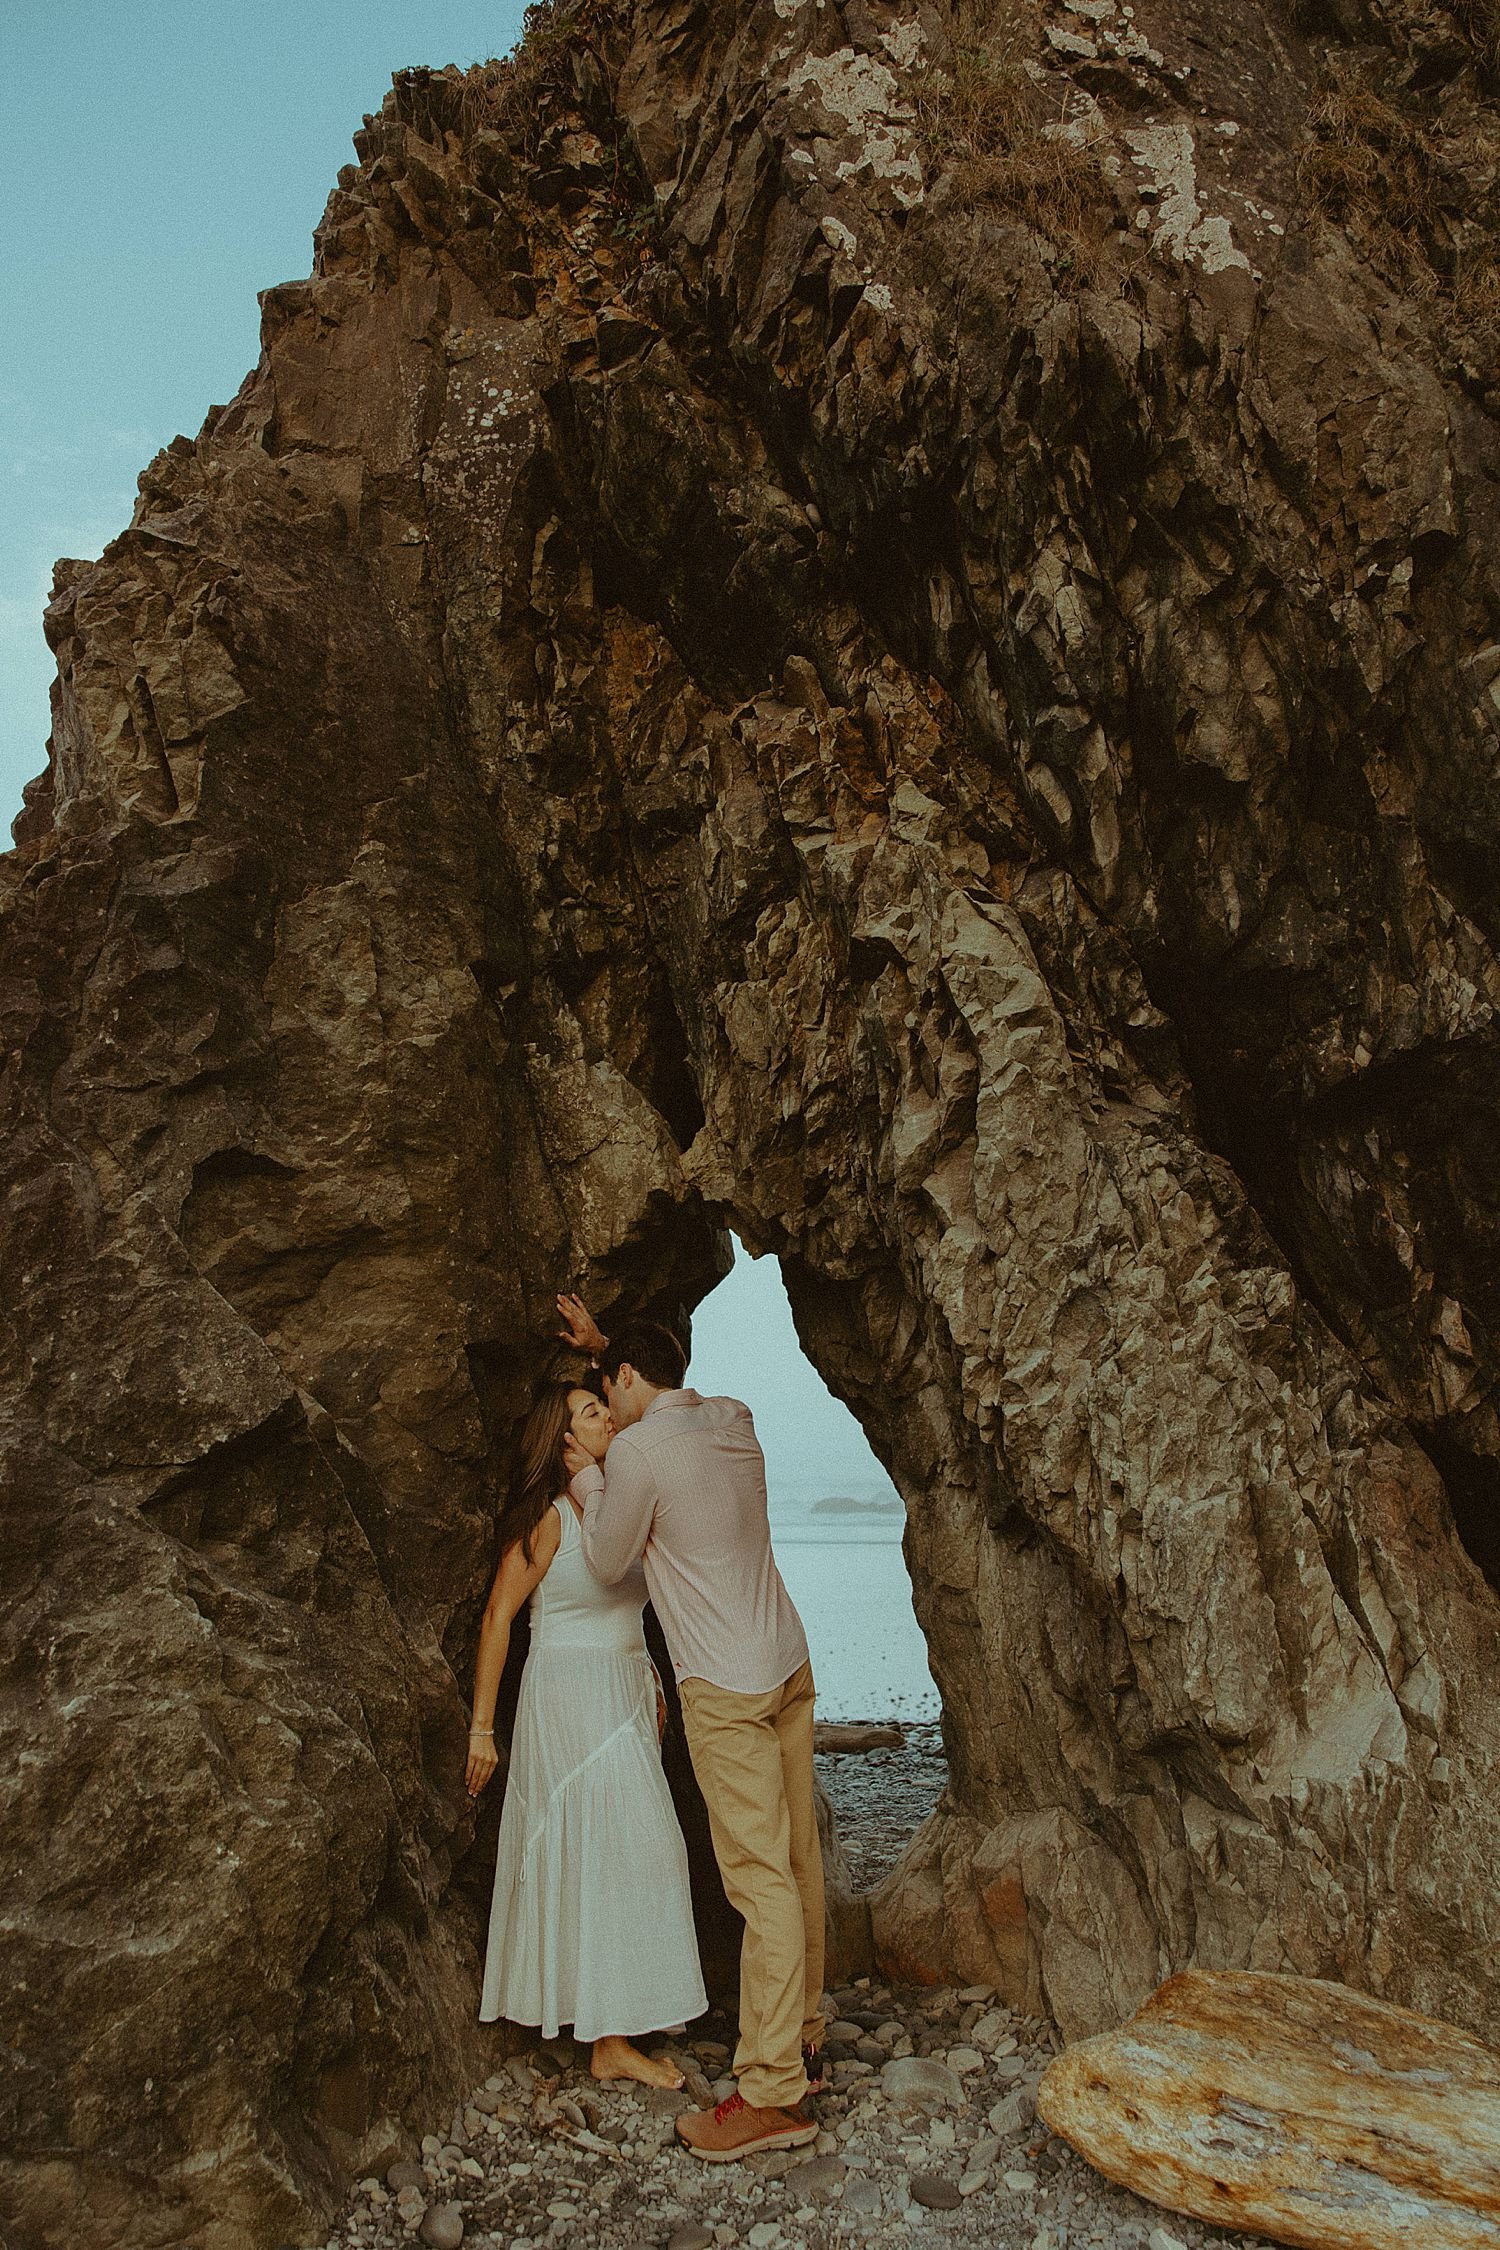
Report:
4,0,1500,2242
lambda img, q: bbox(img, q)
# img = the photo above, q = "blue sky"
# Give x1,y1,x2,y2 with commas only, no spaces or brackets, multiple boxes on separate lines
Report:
3,1,530,833
4,7,896,1506
693,1243,901,1509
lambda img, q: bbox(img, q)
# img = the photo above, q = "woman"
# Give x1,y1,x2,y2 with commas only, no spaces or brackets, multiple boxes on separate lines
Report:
467,1382,706,2087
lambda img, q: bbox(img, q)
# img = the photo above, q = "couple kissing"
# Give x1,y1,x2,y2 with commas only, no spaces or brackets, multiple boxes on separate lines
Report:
464,1292,826,2160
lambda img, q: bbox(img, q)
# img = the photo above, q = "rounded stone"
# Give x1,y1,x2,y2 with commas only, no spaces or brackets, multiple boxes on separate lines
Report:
386,2161,426,2193
970,2010,1012,2051
418,2204,464,2250
667,2226,714,2250
792,2153,846,2198
879,2055,965,2112
908,2173,963,2210
990,2087,1036,2137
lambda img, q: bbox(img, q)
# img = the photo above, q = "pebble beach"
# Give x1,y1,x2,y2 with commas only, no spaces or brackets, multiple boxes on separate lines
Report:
323,1730,1271,2250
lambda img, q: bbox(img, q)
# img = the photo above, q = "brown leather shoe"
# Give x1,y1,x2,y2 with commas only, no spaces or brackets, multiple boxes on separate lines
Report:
675,2089,819,2161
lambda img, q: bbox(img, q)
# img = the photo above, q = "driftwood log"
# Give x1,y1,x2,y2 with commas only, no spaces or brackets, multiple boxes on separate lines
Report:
1037,1969,1500,2250
813,1723,906,1754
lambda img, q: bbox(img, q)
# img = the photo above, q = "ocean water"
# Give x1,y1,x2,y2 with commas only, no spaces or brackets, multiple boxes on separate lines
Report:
688,1243,942,1722
768,1500,939,1722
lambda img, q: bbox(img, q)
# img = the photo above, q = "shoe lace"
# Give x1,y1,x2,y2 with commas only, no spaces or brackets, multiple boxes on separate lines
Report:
713,2090,747,2124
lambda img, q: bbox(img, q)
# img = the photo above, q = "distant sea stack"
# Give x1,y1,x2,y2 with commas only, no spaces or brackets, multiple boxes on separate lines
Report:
811,1493,905,1515
3,0,1499,2245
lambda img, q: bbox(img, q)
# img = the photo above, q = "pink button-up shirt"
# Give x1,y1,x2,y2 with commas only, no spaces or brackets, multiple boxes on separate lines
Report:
571,1388,810,1695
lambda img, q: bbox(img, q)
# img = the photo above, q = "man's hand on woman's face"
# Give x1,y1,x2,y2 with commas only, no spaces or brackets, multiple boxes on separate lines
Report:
567,1390,614,1464
562,1433,593,1478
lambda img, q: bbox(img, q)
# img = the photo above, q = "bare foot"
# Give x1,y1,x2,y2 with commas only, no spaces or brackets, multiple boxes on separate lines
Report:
591,2036,684,2089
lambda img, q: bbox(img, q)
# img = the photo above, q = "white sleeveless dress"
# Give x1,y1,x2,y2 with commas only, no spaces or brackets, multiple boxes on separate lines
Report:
480,1496,707,2040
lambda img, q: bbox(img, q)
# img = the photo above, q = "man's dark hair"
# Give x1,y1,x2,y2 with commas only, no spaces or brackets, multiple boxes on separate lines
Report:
600,1319,687,1392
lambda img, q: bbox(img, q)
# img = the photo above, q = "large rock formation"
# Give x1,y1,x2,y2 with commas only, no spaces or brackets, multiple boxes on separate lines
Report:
3,0,1499,2241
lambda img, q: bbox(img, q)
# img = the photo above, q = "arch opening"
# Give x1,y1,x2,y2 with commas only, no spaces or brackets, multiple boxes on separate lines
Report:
689,1237,944,1905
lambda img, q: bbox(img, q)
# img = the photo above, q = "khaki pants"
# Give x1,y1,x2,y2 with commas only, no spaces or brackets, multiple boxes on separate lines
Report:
679,1659,826,2109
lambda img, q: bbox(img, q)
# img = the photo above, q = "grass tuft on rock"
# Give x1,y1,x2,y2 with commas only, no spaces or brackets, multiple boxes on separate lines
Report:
915,0,1112,273
455,0,623,155
1447,0,1500,89
449,0,655,244
1302,71,1445,236
1301,58,1500,363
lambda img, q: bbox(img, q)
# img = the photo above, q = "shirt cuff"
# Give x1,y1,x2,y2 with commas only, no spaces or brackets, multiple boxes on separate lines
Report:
569,1464,605,1503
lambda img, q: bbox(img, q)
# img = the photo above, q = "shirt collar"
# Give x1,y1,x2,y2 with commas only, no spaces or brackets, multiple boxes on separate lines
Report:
644,1387,700,1416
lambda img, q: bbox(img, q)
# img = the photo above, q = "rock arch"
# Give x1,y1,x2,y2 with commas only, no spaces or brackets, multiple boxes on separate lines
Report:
4,3,1500,2244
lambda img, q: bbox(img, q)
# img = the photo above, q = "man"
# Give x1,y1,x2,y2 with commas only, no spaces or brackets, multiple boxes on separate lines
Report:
555,1291,825,2162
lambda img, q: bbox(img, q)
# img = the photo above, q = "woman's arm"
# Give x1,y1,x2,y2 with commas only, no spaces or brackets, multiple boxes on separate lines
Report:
556,1292,609,1361
465,1508,562,1797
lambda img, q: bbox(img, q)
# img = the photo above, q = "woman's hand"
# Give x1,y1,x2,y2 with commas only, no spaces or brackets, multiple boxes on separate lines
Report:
649,1662,668,1745
466,1729,500,1797
556,1291,608,1358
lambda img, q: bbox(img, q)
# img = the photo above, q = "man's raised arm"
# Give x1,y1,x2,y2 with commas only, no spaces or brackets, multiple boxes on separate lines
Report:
572,1438,658,1584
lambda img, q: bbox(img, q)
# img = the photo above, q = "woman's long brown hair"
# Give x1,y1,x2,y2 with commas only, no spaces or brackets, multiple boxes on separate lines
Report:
501,1382,576,1565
